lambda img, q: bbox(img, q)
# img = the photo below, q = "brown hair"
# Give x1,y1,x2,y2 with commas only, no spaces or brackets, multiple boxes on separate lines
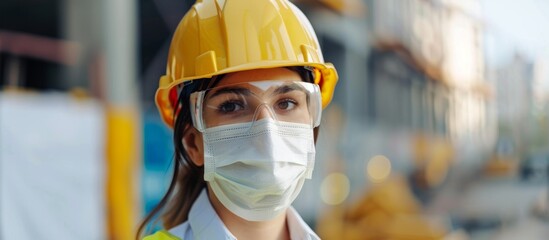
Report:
136,77,216,239
136,67,316,239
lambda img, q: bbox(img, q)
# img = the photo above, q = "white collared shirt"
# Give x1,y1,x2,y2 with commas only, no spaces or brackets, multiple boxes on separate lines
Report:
168,189,320,240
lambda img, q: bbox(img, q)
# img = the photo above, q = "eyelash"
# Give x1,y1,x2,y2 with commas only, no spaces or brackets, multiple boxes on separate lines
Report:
276,98,298,110
217,100,245,113
215,97,299,114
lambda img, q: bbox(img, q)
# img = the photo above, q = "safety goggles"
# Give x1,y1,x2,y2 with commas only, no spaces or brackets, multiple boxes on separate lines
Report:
190,80,322,132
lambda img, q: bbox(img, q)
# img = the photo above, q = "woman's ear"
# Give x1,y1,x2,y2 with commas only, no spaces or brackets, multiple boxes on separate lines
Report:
182,125,204,166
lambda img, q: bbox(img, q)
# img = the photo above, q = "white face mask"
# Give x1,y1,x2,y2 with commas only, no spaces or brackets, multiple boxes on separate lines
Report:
202,119,315,221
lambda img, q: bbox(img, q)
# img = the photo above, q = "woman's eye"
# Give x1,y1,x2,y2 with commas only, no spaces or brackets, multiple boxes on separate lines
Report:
219,101,244,113
277,99,297,110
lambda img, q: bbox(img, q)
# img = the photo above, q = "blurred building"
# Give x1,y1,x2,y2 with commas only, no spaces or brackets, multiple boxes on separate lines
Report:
494,55,536,154
367,0,496,160
296,0,502,238
296,0,498,213
496,54,534,121
533,60,548,109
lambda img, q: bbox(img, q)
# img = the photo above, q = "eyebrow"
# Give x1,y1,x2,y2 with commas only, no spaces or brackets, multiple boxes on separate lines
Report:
272,84,306,95
207,87,252,99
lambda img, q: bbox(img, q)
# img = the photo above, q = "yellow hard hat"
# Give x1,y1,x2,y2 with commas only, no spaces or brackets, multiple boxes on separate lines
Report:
155,0,339,127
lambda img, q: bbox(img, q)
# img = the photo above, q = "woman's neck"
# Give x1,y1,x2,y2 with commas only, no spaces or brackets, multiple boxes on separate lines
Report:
207,187,290,240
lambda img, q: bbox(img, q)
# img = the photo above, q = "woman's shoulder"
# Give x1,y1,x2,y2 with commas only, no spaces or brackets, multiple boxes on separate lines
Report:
143,229,182,240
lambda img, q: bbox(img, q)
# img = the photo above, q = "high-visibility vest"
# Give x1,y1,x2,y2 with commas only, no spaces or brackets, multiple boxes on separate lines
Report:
143,230,181,240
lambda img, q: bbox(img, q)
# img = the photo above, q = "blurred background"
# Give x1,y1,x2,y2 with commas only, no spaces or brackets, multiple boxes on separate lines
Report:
1,0,548,239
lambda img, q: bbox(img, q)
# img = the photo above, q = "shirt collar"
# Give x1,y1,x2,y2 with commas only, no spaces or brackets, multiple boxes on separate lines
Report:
188,189,236,240
188,188,319,240
287,206,320,240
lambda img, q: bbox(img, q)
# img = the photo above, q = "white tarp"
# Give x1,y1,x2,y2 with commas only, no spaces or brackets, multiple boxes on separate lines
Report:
0,92,105,240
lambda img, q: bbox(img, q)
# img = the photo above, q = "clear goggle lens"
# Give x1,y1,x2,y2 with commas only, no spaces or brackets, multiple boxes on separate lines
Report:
190,80,322,132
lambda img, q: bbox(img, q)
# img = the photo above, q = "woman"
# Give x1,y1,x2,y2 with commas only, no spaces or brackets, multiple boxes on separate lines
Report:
138,0,338,239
